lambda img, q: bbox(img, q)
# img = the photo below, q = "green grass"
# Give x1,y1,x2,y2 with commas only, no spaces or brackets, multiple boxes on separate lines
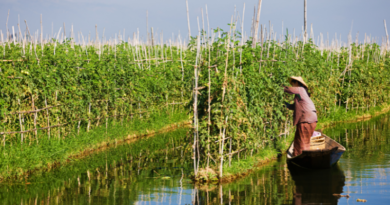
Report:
222,148,279,177
317,101,390,129
0,110,189,180
0,128,192,203
222,132,294,178
192,132,295,182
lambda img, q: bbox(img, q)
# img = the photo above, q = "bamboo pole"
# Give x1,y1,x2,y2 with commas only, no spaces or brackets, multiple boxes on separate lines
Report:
146,10,149,45
12,26,15,44
207,40,211,168
40,14,43,44
250,6,255,40
45,97,50,139
229,137,232,167
87,103,91,132
241,3,246,46
220,17,233,179
1,30,3,53
106,101,108,135
19,112,23,144
63,22,66,40
252,0,263,48
206,5,210,44
304,0,307,43
193,30,201,176
186,0,191,41
259,24,264,72
57,116,60,139
95,24,99,44
384,20,389,51
201,8,205,43
219,116,228,178
32,96,38,143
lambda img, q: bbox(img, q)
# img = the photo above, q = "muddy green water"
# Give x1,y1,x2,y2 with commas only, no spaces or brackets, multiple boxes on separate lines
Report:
1,114,390,205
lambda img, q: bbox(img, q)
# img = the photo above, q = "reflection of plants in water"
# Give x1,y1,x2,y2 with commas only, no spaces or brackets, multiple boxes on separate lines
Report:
195,157,347,205
0,128,194,204
196,157,295,205
325,113,390,161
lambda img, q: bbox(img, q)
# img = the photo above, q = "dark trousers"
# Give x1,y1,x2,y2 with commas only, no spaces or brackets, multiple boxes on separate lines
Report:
293,122,317,156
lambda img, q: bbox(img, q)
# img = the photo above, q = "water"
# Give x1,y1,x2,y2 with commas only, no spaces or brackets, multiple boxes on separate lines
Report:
1,114,390,204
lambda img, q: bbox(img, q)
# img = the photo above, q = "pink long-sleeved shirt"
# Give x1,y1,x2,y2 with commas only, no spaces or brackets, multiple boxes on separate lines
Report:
284,86,317,126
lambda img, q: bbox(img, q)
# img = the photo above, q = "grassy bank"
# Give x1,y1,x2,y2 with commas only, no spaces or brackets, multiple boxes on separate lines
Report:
0,111,189,181
193,131,294,183
0,128,193,204
317,102,390,129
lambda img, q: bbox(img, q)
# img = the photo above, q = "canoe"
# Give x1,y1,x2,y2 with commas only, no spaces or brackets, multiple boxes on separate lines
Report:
287,132,346,169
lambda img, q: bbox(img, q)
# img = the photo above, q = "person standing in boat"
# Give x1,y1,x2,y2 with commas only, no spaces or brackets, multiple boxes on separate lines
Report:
283,76,318,156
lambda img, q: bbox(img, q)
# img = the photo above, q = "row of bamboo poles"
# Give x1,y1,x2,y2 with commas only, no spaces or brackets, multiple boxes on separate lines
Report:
1,2,389,177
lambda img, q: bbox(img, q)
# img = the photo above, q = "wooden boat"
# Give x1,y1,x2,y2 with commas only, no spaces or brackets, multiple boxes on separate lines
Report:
287,132,346,169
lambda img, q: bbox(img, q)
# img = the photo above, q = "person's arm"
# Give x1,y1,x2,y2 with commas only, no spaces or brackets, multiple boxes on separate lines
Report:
284,86,302,95
284,102,295,110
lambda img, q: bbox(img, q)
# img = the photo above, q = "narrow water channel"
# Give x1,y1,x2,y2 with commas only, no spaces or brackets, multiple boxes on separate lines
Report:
1,114,390,204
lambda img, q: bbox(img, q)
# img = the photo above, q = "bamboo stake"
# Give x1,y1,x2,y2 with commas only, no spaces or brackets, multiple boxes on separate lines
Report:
206,5,210,44
106,101,108,135
220,17,233,179
45,97,50,139
201,8,205,43
384,20,389,51
219,116,229,178
229,137,232,167
6,10,10,43
193,31,201,176
250,6,255,40
1,31,4,57
241,3,246,46
19,113,23,144
207,39,211,168
57,116,60,139
304,0,307,43
40,14,43,44
63,22,66,41
32,96,38,143
12,26,15,44
252,0,263,48
87,103,91,132
95,24,99,43
17,21,23,44
259,24,264,72
186,0,191,41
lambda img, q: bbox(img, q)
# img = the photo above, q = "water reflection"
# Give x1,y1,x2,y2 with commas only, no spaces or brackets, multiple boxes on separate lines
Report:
2,114,390,204
193,158,346,205
289,164,345,205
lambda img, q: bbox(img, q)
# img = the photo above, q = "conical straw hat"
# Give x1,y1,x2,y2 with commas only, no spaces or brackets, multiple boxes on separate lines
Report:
288,76,308,88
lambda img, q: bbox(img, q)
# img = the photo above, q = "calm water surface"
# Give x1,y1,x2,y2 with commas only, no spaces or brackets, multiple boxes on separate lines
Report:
1,114,390,205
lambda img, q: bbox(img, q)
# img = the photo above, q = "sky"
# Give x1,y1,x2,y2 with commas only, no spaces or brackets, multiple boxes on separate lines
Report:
0,0,389,43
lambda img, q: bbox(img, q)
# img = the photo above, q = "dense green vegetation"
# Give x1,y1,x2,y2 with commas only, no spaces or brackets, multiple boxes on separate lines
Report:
0,40,190,144
0,39,192,179
0,25,389,179
192,28,390,177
